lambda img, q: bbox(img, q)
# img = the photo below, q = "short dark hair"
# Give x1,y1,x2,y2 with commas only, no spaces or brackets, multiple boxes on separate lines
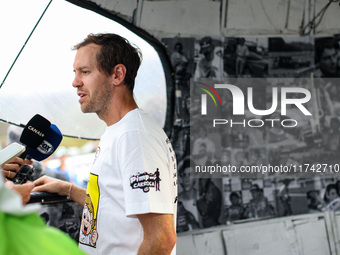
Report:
73,33,142,93
174,42,183,49
230,191,240,200
324,183,339,202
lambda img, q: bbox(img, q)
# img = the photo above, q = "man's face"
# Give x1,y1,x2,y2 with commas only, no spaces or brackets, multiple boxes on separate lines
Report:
180,167,195,191
72,44,113,116
320,48,338,76
175,43,183,53
230,195,239,205
200,45,213,56
328,188,339,202
251,189,259,199
199,143,207,154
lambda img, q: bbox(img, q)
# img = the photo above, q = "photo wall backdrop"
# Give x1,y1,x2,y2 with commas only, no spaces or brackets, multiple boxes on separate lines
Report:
162,35,340,232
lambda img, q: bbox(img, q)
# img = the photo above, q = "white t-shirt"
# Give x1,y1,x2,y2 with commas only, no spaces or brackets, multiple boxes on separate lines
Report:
79,109,178,255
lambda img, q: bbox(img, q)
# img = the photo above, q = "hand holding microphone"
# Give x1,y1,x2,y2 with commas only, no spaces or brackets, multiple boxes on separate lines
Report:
3,114,50,182
2,114,63,184
2,114,65,205
14,123,63,184
1,113,49,180
0,113,49,172
13,123,63,184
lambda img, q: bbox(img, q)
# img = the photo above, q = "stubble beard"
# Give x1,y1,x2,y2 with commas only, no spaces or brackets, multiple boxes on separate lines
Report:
81,83,113,118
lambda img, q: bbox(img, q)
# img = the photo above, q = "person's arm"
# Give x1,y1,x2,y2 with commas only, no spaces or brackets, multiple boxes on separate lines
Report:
33,176,86,207
137,213,176,255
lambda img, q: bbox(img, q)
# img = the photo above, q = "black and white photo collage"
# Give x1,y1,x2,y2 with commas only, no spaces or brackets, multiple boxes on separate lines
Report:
162,35,340,232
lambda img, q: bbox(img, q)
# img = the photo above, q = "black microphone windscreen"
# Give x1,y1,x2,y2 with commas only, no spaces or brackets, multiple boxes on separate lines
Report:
20,114,51,149
28,124,63,161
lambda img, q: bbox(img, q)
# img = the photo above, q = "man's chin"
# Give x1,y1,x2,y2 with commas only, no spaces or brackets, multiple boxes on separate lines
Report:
80,106,91,113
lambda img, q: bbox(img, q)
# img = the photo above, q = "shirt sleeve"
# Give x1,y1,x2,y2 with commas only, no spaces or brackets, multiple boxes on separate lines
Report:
118,130,176,217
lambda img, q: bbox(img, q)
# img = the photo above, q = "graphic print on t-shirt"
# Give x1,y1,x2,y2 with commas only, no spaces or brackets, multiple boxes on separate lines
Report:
130,168,161,193
79,173,100,248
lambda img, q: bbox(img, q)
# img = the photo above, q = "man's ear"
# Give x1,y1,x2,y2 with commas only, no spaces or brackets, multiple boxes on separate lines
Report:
112,64,126,86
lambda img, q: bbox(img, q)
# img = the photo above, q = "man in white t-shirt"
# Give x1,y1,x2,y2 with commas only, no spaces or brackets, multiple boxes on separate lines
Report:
33,33,178,255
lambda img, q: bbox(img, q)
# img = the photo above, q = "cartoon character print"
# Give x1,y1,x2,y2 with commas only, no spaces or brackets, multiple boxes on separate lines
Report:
79,174,100,248
130,168,162,193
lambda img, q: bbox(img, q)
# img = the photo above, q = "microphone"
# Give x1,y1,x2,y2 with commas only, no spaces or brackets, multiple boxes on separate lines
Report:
28,124,63,161
10,124,63,184
19,114,51,159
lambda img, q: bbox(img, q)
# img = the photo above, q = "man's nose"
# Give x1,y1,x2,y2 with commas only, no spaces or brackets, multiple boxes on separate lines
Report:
72,76,82,88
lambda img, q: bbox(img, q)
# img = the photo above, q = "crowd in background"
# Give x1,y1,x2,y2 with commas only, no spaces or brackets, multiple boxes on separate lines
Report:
163,35,340,232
